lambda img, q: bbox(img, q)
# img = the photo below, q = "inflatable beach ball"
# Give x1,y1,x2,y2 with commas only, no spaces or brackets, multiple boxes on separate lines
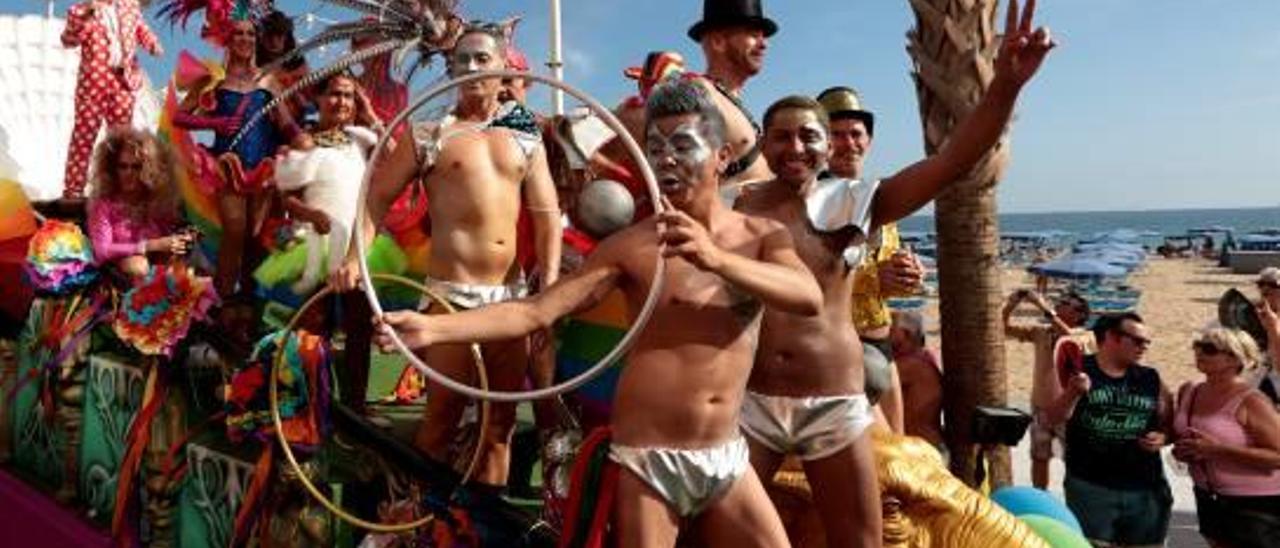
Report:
991,486,1083,534
1019,514,1091,548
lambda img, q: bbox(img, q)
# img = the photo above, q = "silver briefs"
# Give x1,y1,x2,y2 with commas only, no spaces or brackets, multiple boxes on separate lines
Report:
739,391,874,461
608,436,749,518
420,276,528,311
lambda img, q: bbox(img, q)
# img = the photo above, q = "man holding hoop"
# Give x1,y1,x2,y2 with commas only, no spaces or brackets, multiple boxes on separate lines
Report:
333,23,562,493
375,79,822,547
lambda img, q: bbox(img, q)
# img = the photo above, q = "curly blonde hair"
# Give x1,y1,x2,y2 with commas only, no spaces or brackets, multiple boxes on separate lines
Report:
89,127,179,222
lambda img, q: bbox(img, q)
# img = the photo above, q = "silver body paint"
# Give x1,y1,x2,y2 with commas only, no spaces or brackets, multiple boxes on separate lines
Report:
448,35,503,77
646,122,715,190
799,121,830,157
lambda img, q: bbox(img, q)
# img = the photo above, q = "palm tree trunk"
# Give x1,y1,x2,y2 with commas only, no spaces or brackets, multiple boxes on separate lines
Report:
905,0,1012,487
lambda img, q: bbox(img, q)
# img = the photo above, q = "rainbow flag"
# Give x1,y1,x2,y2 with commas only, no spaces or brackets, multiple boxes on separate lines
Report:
157,84,222,266
555,289,629,428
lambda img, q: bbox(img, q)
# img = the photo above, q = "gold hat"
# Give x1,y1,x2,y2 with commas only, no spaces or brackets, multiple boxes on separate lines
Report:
816,86,875,135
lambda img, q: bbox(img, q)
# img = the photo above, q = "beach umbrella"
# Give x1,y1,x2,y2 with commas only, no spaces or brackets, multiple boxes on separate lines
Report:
1029,256,1127,279
1082,229,1143,244
1188,225,1233,235
1075,242,1144,254
1073,251,1144,269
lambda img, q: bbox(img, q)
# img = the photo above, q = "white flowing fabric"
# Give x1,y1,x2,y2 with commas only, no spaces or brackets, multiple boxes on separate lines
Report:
803,176,880,266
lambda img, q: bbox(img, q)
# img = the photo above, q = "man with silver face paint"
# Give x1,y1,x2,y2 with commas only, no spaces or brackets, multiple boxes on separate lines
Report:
332,23,562,494
735,2,1055,545
373,79,821,547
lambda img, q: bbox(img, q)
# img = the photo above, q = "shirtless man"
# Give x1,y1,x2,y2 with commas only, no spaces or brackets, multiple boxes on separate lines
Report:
612,1,777,194
889,310,945,456
734,3,1054,545
333,24,561,491
375,79,822,548
688,0,776,189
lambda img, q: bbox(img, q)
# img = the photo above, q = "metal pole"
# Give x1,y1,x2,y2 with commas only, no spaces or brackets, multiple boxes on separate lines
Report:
548,0,564,115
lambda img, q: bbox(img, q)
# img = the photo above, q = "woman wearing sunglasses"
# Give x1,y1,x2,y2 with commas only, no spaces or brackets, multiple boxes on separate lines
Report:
1174,326,1280,548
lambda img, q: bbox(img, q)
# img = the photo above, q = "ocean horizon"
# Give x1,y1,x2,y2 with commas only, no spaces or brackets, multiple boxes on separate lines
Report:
899,206,1280,241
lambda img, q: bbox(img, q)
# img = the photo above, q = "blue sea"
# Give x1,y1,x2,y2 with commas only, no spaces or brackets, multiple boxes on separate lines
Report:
898,207,1280,244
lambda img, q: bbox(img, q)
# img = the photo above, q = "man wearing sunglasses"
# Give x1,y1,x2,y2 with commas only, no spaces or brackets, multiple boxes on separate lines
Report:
1045,312,1174,547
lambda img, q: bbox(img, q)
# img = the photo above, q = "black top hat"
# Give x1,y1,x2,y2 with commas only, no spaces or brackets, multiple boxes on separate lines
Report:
688,0,778,42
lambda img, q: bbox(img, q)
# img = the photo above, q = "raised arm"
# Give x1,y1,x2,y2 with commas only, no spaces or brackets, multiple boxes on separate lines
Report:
1002,291,1037,342
1042,371,1089,428
523,144,563,287
375,238,625,350
1257,300,1280,367
871,0,1054,229
61,3,89,48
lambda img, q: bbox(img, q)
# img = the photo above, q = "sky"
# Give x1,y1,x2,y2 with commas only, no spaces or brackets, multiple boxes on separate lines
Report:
13,0,1280,213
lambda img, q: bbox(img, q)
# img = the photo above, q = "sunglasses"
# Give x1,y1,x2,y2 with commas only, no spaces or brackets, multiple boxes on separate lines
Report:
1117,330,1152,347
1258,281,1280,290
1193,341,1225,357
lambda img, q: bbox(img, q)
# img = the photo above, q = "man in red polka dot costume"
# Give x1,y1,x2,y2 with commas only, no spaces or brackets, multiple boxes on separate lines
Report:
60,0,162,199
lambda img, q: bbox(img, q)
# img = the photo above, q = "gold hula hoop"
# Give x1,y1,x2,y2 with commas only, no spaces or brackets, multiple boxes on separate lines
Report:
269,273,490,532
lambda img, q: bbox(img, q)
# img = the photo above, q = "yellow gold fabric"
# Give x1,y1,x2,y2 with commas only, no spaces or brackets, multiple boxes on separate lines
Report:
851,223,902,333
769,427,1050,548
817,88,867,117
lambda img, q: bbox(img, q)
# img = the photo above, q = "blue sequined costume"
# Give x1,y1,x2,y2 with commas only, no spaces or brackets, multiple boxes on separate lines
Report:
209,88,282,170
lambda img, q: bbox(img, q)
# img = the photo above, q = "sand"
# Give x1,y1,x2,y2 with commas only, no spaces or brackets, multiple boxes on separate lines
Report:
919,256,1260,405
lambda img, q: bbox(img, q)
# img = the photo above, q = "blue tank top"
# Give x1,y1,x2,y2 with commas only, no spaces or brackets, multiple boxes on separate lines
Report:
209,88,281,170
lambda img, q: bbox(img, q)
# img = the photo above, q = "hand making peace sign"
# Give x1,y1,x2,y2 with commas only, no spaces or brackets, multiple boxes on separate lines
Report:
996,0,1057,89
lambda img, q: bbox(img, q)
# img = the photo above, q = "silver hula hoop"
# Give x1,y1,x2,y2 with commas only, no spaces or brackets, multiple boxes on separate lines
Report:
355,69,665,403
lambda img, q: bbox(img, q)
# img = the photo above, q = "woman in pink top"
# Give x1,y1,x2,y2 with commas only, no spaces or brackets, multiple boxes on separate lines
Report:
1173,326,1280,547
86,128,192,278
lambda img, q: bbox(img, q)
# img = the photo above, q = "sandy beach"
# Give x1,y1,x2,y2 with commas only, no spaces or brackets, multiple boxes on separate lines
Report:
914,255,1264,547
920,255,1260,406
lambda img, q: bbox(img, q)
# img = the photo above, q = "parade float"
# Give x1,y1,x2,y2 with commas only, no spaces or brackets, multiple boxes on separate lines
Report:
0,1,1085,546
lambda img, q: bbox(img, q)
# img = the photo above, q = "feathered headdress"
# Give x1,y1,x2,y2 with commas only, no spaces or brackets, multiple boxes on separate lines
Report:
157,0,273,46
228,0,467,149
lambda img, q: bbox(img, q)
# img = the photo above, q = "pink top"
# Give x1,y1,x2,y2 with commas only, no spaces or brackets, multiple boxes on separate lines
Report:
1175,383,1280,496
87,198,175,264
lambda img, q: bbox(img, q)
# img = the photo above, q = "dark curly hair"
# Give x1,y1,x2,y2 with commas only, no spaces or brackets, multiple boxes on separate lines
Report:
257,10,303,70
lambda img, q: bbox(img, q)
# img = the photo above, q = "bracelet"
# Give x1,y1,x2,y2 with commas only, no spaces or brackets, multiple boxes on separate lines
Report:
137,240,148,255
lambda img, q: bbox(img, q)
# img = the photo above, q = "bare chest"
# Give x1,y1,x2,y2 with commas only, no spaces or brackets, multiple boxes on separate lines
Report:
622,234,762,327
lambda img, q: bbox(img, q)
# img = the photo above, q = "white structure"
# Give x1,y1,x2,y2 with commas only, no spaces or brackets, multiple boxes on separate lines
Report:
0,13,159,200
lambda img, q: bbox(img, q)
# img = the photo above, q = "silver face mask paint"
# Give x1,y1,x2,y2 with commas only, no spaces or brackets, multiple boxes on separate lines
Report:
646,121,715,191
448,35,501,77
800,121,830,158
